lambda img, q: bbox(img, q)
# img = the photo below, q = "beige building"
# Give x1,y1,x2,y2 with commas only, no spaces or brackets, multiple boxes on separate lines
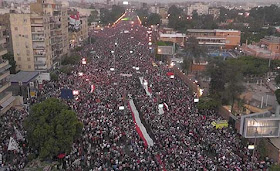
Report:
187,3,209,16
8,0,69,72
0,26,15,114
208,8,220,19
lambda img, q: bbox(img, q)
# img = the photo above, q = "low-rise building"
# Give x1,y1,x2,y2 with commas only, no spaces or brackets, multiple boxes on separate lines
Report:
187,29,241,49
242,36,280,59
159,33,186,46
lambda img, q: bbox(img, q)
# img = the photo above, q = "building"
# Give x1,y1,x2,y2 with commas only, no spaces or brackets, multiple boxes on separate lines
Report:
0,14,12,53
8,0,69,72
68,10,89,48
0,26,15,114
159,33,186,46
259,36,280,54
208,8,220,19
186,29,241,49
241,36,280,59
187,3,209,16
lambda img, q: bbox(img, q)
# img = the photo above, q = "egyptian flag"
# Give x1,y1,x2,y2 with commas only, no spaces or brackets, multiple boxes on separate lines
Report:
90,85,95,93
166,72,174,76
163,102,169,111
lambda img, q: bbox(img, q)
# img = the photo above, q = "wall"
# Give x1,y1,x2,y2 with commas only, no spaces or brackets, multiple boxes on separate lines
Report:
10,14,34,71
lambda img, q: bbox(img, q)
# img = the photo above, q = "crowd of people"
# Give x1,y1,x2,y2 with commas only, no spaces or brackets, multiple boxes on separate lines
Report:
0,11,273,170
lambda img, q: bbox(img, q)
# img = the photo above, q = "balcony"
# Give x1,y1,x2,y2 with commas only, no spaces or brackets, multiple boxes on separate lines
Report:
0,60,9,69
0,37,6,45
32,37,45,42
0,82,11,93
0,45,7,56
0,91,12,108
0,71,9,81
34,51,46,57
31,22,43,27
35,60,46,66
33,45,45,50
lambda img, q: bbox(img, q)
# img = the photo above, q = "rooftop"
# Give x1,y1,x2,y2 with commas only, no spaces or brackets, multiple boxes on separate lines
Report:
187,29,240,33
9,71,39,84
160,33,186,38
262,36,280,44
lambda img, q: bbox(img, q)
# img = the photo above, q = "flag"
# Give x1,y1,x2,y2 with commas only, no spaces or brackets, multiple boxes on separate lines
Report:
8,137,19,152
163,103,169,111
90,85,95,93
58,153,66,159
166,72,174,76
14,127,24,141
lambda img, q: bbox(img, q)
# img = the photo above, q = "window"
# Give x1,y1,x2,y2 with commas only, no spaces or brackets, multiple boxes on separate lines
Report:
23,19,27,23
15,27,18,31
28,65,31,69
27,58,30,61
18,57,21,61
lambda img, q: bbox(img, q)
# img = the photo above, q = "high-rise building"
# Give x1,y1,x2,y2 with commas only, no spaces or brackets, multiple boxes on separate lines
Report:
0,26,15,114
8,0,69,72
30,0,69,66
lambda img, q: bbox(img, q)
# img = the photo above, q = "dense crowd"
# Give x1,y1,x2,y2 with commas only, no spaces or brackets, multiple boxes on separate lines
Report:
0,12,273,170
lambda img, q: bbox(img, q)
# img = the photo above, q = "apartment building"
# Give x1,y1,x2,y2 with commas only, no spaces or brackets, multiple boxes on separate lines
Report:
187,3,209,16
0,26,15,114
186,29,241,49
7,0,69,72
31,0,69,66
208,8,220,19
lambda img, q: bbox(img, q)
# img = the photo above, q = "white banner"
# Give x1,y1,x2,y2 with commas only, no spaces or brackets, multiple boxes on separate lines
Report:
139,77,152,98
8,137,19,152
14,126,24,141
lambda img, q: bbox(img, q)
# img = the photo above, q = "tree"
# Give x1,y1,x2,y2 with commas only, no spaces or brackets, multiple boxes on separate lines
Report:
270,164,280,171
136,8,148,26
2,53,16,74
61,54,80,65
197,96,220,110
146,13,161,26
88,10,99,25
223,62,245,113
50,72,58,82
60,65,73,75
275,89,280,104
167,5,182,29
185,36,207,61
275,74,280,85
24,98,83,159
257,139,267,160
206,58,227,99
